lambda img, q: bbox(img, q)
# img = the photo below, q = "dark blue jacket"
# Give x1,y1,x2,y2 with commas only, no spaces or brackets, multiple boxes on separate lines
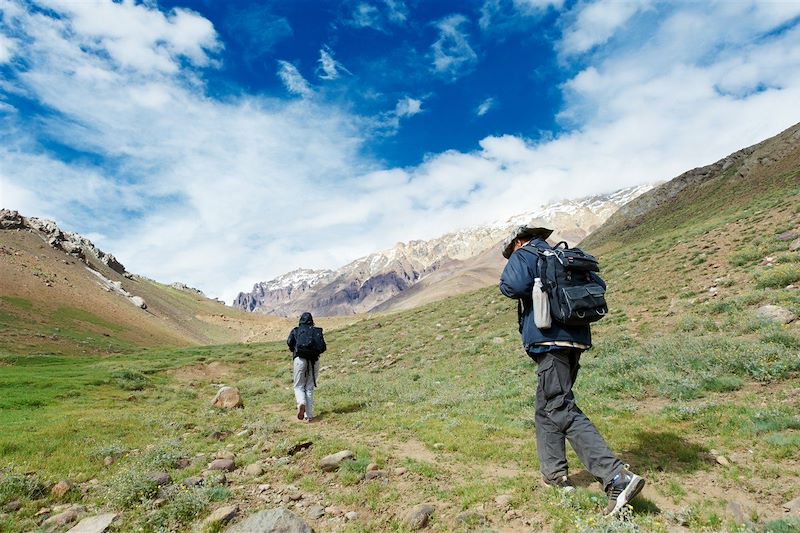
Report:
499,239,596,351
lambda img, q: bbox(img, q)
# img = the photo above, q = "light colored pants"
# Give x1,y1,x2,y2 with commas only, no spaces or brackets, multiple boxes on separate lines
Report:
293,358,319,419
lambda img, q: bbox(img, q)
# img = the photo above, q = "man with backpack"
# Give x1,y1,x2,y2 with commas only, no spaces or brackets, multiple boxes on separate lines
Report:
499,225,645,516
287,312,327,423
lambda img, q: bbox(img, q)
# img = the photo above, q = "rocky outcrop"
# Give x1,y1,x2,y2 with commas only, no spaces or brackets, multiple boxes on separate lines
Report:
234,185,652,316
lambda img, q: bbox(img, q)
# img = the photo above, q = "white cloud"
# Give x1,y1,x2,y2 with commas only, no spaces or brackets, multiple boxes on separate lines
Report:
347,1,408,31
395,96,422,117
277,60,314,97
431,14,478,80
560,0,650,56
476,97,495,116
0,33,15,63
3,0,800,306
317,47,351,80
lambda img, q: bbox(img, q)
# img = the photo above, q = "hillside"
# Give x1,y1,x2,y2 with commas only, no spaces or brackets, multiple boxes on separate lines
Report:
0,211,356,355
1,124,799,532
235,185,652,317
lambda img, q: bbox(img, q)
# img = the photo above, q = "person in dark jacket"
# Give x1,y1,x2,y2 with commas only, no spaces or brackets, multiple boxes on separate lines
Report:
499,225,645,516
287,312,326,423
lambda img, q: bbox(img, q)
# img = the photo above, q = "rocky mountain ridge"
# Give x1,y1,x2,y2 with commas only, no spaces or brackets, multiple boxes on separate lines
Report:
234,184,654,316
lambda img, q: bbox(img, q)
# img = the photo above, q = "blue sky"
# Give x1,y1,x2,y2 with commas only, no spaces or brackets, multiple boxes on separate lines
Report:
2,0,800,302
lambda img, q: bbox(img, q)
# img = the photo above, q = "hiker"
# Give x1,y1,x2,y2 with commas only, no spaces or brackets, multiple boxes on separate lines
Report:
287,312,326,423
499,225,645,516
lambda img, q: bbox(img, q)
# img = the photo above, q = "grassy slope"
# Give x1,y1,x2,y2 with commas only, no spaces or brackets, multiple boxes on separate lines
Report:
2,132,799,531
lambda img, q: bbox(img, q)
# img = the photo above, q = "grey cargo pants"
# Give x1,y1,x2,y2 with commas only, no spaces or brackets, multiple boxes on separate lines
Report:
533,348,624,489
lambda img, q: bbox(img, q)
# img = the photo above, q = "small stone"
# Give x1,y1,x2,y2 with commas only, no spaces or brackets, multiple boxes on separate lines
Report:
789,238,800,252
783,495,800,514
433,443,444,450
51,480,72,498
42,509,79,528
365,470,387,480
202,504,238,528
211,386,243,409
716,455,730,467
149,472,170,486
756,305,797,324
345,511,359,521
153,498,167,508
366,463,379,472
209,458,236,472
435,335,444,341
505,509,519,520
319,450,355,472
404,504,434,529
308,505,325,520
103,456,114,467
216,450,236,460
244,463,264,477
176,457,191,469
66,512,118,533
257,484,271,493
236,429,251,438
288,492,303,502
495,494,513,508
394,467,408,476
4,501,21,512
325,506,343,517
777,231,799,241
35,507,52,517
492,337,505,344
182,476,204,488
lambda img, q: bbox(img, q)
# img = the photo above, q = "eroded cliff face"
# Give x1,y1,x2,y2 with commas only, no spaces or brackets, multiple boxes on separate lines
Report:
233,185,653,317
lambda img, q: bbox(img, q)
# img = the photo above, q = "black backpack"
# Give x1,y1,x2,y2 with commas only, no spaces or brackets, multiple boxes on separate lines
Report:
526,241,608,326
294,325,325,363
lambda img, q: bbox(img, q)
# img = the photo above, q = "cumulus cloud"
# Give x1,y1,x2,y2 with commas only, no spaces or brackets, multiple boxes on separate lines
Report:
0,33,15,63
431,14,478,80
560,0,651,56
395,96,423,117
476,97,495,116
277,60,314,97
3,0,800,305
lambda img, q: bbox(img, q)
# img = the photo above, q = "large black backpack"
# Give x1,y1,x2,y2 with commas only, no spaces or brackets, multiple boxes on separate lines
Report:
294,325,325,363
526,241,608,326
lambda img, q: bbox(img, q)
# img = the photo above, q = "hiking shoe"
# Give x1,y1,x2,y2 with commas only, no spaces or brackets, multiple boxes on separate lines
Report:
297,404,306,420
604,468,645,516
543,475,575,493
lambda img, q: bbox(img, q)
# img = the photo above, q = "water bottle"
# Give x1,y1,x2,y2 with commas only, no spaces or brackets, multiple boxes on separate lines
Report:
532,278,551,329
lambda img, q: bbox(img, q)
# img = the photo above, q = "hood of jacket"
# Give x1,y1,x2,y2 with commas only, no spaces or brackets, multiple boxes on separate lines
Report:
299,312,314,326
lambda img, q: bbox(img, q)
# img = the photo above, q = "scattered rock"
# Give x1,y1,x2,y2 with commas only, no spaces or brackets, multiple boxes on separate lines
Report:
288,440,313,455
209,431,230,441
325,506,343,517
216,450,236,460
790,238,800,252
244,463,263,477
288,492,303,502
149,472,171,486
225,508,312,533
212,387,244,409
726,501,746,524
209,458,236,472
235,429,251,438
51,480,72,498
394,467,408,476
505,509,519,520
495,494,513,508
42,509,79,528
433,443,444,450
66,513,118,533
756,305,797,324
345,511,359,521
103,456,114,467
176,457,191,469
202,504,239,528
777,231,799,241
716,455,730,467
783,495,800,514
182,476,204,488
319,450,355,472
308,505,325,520
365,470,387,480
404,504,434,530
129,295,147,309
366,463,379,472
492,337,505,344
435,335,444,341
4,501,21,512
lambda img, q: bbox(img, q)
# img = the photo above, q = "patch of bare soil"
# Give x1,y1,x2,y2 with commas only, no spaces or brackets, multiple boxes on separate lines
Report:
171,361,237,383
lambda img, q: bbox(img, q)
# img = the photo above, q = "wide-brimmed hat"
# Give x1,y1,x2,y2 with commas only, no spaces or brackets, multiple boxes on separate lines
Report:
502,225,554,259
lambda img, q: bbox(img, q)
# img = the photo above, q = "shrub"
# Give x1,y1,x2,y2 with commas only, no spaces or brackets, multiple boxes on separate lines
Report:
111,370,150,391
105,469,159,508
755,264,800,288
0,472,48,505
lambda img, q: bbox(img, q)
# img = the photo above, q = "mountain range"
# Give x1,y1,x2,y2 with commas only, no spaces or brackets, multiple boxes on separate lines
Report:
233,185,654,317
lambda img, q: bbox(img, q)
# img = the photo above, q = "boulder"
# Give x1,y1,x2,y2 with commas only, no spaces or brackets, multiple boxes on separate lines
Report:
51,480,72,498
244,463,263,477
202,504,238,528
319,450,354,472
215,450,236,460
0,209,24,229
42,509,79,528
101,253,126,274
783,495,800,514
4,500,21,512
225,508,312,533
209,458,236,472
345,511,358,521
149,472,171,486
66,513,119,533
404,504,434,530
212,387,243,409
129,296,147,309
777,231,799,241
308,505,325,520
756,305,797,324
790,238,800,252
